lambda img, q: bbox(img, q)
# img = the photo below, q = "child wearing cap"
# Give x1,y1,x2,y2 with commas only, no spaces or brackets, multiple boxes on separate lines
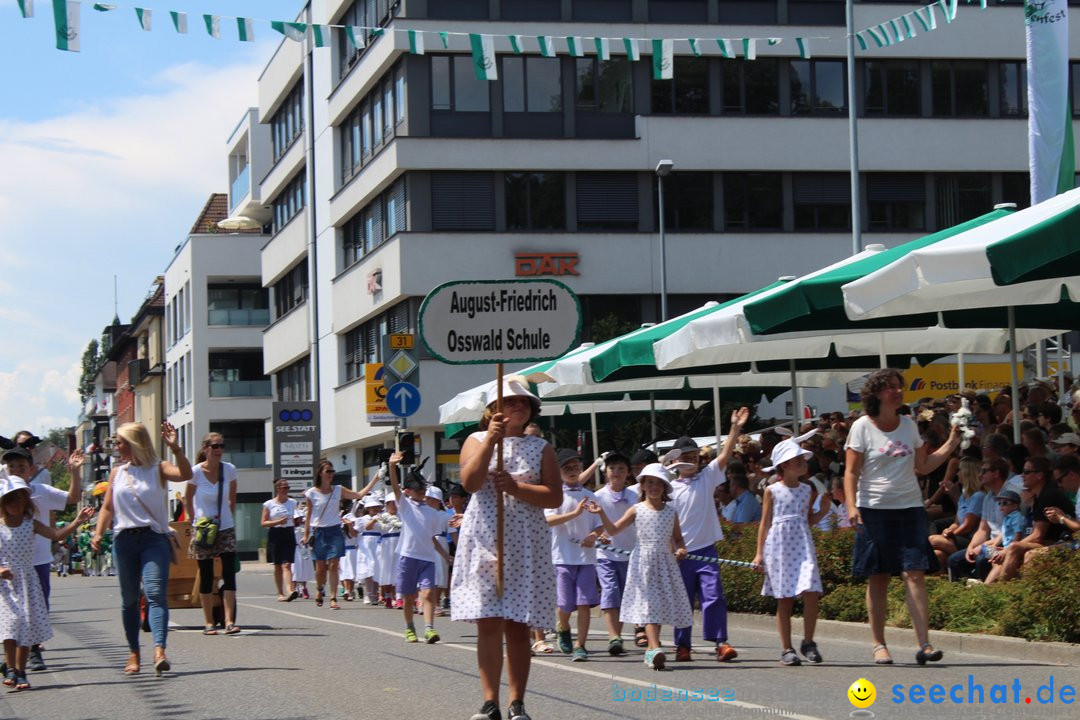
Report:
545,449,604,662
357,495,384,604
982,490,1026,585
424,485,451,614
373,495,402,609
591,463,693,671
752,430,832,666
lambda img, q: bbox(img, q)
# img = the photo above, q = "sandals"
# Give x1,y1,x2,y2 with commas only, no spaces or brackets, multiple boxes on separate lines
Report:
530,640,555,655
223,624,241,635
329,599,340,610
123,653,140,675
2,667,16,687
284,590,299,602
916,642,943,666
203,626,218,636
634,626,648,648
315,590,324,607
153,655,170,677
11,672,29,691
872,643,894,665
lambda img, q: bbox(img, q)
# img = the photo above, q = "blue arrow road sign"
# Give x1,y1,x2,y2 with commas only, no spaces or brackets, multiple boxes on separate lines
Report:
387,381,421,418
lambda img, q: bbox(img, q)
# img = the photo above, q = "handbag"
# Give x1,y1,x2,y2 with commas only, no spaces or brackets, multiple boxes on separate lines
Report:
192,469,224,551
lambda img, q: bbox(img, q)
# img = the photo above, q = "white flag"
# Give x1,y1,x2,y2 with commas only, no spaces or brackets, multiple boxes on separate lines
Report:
1027,0,1074,202
651,39,673,80
135,7,151,31
170,11,187,33
470,33,497,81
52,0,80,51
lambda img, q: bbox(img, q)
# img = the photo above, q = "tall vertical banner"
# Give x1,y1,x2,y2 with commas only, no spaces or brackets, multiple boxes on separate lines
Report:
1026,0,1074,204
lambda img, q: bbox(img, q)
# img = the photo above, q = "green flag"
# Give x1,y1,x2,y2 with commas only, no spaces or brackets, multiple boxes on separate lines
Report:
470,33,497,81
203,14,220,38
52,0,80,51
17,0,33,18
651,39,672,80
135,7,151,31
237,17,254,42
272,21,307,42
170,11,187,33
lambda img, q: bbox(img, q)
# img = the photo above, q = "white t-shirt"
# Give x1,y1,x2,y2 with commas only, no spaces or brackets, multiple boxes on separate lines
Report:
29,467,51,487
188,463,237,530
396,496,440,563
845,415,925,509
593,484,639,560
31,481,69,566
112,463,168,532
263,497,297,529
305,485,343,528
670,460,727,550
546,486,601,565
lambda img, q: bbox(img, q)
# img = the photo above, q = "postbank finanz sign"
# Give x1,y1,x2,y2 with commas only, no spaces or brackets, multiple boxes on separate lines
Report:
419,279,581,364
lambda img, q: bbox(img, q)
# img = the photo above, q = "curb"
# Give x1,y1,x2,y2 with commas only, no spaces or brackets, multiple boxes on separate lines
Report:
729,612,1080,667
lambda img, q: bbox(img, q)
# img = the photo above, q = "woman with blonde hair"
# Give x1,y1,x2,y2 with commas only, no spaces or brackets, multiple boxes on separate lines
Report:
185,432,240,634
928,456,986,569
92,422,192,676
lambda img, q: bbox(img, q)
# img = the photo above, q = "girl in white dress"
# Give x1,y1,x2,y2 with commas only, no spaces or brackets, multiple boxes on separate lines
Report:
752,431,832,666
357,496,383,603
291,510,314,597
593,463,692,671
0,476,92,691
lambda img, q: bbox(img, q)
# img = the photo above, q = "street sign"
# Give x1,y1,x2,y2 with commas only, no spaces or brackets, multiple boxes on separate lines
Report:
389,333,414,349
386,350,418,380
365,363,396,424
418,279,581,364
271,401,320,496
387,381,421,418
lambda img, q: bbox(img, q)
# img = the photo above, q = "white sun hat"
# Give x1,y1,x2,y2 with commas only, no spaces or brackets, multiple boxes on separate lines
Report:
635,462,674,492
0,475,30,499
362,496,384,509
762,429,819,473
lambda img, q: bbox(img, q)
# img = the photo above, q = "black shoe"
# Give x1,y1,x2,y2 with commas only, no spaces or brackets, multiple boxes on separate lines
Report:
28,646,45,671
800,639,823,664
780,648,801,666
469,700,502,720
916,643,943,666
507,700,531,720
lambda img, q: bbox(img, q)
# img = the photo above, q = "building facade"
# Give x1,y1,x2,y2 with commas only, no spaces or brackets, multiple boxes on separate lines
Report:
239,0,1078,486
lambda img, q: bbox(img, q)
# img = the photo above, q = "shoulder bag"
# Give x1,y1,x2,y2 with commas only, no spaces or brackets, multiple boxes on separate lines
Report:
192,467,224,551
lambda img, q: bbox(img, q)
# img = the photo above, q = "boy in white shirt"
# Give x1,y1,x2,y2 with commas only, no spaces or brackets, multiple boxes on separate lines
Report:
591,452,641,654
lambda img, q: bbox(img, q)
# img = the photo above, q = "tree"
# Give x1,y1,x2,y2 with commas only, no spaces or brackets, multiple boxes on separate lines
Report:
78,339,101,403
588,312,638,344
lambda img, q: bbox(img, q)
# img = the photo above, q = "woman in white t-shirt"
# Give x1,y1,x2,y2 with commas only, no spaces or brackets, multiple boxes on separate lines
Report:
261,479,298,602
184,433,240,635
302,459,371,609
844,369,959,667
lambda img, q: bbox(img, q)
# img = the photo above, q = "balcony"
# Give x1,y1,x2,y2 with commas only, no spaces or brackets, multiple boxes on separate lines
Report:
209,380,272,398
225,108,272,224
230,165,251,211
208,308,270,326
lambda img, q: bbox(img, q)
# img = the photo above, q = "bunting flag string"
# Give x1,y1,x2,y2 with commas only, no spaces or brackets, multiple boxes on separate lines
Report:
17,0,999,69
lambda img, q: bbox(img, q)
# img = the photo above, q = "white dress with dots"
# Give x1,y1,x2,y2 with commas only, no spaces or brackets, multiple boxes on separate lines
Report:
761,482,822,598
0,520,52,646
450,433,555,628
619,503,694,628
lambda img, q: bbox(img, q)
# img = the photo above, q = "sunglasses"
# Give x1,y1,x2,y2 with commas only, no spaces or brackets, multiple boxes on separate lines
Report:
1021,469,1040,475
207,443,225,450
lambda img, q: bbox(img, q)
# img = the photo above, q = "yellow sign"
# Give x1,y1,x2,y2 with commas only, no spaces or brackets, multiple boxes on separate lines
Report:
902,362,1022,402
365,364,395,423
389,333,414,350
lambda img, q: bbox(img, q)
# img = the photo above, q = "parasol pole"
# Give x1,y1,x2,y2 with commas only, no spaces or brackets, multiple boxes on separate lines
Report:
496,362,505,598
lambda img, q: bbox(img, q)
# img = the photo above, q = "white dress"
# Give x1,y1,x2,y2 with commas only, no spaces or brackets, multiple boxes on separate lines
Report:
450,433,555,628
292,525,315,583
761,482,823,598
619,503,693,628
374,515,402,586
0,520,52,646
357,516,380,581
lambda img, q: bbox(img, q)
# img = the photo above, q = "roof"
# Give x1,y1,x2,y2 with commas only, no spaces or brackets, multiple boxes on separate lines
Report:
189,193,263,235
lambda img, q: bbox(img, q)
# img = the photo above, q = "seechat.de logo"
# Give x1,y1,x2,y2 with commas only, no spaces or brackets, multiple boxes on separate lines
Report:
910,378,927,391
278,409,314,423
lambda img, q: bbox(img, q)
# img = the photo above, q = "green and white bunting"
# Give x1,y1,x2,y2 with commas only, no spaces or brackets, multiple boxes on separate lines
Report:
594,36,610,60
92,3,115,10
651,38,673,80
568,36,586,57
688,37,702,57
311,24,329,47
237,17,253,42
537,35,555,57
344,25,364,50
508,34,523,54
855,32,868,50
203,13,219,38
796,37,810,59
716,38,734,58
272,20,306,42
18,0,33,18
469,33,496,81
623,37,640,61
743,38,757,60
135,7,149,31
52,0,79,51
408,29,424,54
170,10,186,33
439,31,449,49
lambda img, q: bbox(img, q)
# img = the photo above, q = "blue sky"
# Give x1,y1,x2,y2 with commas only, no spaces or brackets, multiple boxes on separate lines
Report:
0,0,302,434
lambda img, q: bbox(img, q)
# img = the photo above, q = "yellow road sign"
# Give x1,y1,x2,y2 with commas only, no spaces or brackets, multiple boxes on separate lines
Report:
389,333,414,350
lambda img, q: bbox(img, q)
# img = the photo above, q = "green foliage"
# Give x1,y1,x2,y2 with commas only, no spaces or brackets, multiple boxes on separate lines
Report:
78,339,101,403
819,583,868,622
588,313,638,345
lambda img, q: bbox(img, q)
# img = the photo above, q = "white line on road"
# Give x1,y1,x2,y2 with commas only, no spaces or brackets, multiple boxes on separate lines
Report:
241,601,826,720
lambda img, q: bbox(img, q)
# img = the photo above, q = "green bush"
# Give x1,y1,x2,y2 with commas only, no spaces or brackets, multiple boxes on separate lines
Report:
819,583,867,622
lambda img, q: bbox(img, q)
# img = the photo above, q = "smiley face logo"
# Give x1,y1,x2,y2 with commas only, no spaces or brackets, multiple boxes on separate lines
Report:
848,678,876,709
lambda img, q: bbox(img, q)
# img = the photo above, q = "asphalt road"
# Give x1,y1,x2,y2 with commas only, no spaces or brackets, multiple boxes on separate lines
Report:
2,571,1076,720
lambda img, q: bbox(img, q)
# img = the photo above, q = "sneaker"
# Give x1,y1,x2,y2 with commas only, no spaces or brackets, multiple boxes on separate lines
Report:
469,700,501,720
800,639,823,664
644,649,666,670
425,628,440,644
607,637,624,656
394,599,404,609
506,700,531,720
571,646,588,662
404,627,418,643
556,628,573,654
716,643,739,662
780,648,802,666
362,597,373,605
28,646,45,671
674,645,692,662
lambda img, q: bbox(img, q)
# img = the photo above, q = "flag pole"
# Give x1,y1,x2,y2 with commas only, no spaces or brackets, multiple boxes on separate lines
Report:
496,362,505,598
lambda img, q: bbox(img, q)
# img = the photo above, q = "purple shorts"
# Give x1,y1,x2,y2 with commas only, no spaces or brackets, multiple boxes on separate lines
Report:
555,563,600,613
396,555,436,595
596,558,629,610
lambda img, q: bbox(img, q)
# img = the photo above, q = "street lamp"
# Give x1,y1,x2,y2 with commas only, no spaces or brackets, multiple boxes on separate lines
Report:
655,159,674,322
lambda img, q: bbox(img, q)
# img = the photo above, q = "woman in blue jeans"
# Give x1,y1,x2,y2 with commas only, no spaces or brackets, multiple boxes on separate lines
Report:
92,422,192,676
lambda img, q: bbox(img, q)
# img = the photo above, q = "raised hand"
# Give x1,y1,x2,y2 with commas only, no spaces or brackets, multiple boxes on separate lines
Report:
68,449,85,471
161,421,179,448
731,406,750,428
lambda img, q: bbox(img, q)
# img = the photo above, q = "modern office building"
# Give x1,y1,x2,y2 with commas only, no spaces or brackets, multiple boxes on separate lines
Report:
237,0,1077,486
164,194,272,557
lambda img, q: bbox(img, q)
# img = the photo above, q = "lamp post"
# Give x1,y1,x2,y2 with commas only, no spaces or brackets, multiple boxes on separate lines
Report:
655,159,674,322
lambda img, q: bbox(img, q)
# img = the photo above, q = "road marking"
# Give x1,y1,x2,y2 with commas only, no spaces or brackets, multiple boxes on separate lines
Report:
241,601,826,720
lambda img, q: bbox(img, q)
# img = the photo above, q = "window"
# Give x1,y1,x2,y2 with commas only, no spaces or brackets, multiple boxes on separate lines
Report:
431,173,495,230
790,60,846,115
177,285,186,339
867,174,925,231
177,354,186,408
208,421,266,469
208,284,268,326
722,60,780,115
935,174,991,228
341,64,403,185
787,0,845,25
273,259,308,319
577,173,638,230
576,58,633,113
428,0,488,18
270,82,304,162
431,55,490,111
1000,172,1030,209
793,174,851,231
337,0,398,78
276,356,310,402
649,0,708,23
395,65,406,123
272,173,306,233
1073,62,1080,116
999,61,1027,117
656,173,713,231
718,0,776,23
344,301,414,381
651,56,709,114
932,61,989,117
864,60,920,116
502,57,562,112
572,0,632,21
723,173,782,230
505,173,566,230
208,352,271,397
501,0,560,20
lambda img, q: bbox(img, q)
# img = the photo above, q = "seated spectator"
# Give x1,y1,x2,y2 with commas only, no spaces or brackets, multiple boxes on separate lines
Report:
815,475,850,531
1037,402,1063,431
947,459,1022,582
983,490,1026,585
992,456,1074,582
1050,432,1079,458
1025,455,1080,560
721,473,761,526
929,457,985,568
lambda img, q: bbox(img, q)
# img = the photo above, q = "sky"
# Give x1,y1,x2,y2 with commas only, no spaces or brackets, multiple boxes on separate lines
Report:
0,0,304,435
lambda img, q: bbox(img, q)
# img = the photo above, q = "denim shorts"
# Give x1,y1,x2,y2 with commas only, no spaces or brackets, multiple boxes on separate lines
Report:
852,506,940,578
312,525,345,561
